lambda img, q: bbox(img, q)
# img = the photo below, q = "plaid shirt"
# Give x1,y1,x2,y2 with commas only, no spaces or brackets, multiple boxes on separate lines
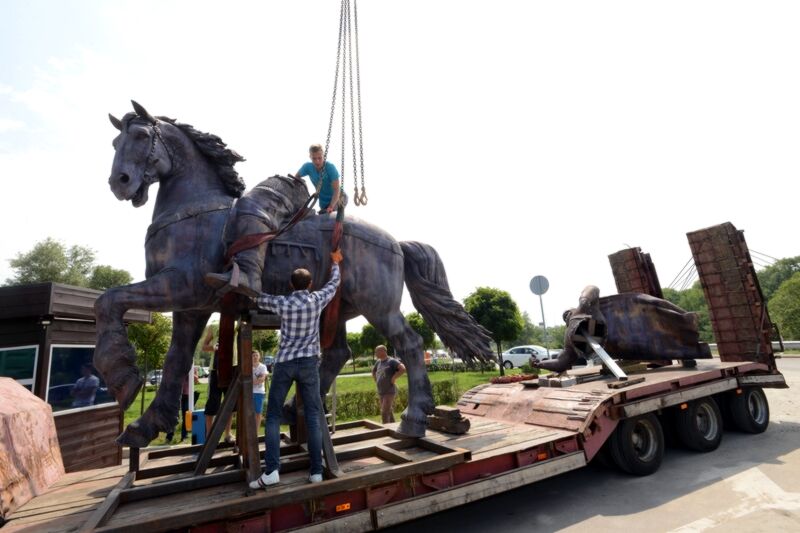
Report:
256,264,340,362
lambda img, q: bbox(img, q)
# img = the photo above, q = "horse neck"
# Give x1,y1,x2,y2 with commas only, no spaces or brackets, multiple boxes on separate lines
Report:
152,137,235,220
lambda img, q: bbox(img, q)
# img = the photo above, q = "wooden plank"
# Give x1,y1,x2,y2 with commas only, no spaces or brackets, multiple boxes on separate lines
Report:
373,452,586,528
296,509,374,533
374,445,413,464
77,471,135,532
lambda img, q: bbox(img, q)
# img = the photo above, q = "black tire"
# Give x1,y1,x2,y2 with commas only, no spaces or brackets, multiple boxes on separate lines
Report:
609,413,664,476
675,398,723,452
503,360,513,370
730,387,770,434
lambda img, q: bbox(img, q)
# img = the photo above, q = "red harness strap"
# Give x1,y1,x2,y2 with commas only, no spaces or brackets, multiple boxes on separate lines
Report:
321,217,344,349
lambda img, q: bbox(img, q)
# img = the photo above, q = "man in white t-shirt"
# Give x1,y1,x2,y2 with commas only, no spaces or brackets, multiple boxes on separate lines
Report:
252,350,269,430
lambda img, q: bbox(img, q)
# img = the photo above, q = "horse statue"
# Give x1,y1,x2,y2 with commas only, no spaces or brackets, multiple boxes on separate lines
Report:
97,101,493,448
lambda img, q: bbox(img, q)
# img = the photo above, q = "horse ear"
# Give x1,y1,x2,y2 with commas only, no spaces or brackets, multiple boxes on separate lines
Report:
108,113,123,131
131,100,156,124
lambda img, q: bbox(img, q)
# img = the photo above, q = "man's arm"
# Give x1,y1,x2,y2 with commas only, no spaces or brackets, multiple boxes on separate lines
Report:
372,362,378,382
201,329,215,352
314,261,341,307
326,179,340,213
391,362,406,384
256,293,280,312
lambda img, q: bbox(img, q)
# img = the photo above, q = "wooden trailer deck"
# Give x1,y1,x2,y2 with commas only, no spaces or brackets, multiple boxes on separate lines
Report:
3,359,785,532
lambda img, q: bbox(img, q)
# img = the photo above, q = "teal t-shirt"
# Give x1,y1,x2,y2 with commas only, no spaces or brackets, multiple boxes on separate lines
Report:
298,161,340,208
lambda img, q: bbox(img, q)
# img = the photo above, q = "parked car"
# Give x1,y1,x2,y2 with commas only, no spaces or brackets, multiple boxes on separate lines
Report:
263,355,276,373
500,345,557,369
146,369,163,385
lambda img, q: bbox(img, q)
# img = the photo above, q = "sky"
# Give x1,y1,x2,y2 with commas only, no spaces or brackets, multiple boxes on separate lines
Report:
1,0,798,337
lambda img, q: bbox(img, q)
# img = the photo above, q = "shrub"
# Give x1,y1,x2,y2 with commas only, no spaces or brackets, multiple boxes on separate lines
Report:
326,379,460,420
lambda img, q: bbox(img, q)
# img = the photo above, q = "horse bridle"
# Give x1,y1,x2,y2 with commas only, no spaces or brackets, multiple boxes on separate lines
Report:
136,118,174,185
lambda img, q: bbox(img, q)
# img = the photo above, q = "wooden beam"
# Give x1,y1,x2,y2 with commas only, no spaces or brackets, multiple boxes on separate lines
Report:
237,318,262,483
137,454,240,480
194,372,242,475
77,471,135,532
119,470,245,504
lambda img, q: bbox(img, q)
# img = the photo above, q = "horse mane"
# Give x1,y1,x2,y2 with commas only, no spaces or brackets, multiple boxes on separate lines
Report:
122,113,247,198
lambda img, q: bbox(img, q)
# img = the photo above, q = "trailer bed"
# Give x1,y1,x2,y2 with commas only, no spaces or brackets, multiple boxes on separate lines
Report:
3,360,785,532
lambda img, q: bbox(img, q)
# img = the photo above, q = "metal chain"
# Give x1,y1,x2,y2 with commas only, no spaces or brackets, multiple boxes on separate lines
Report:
353,0,367,205
321,0,347,197
346,0,358,205
340,0,348,196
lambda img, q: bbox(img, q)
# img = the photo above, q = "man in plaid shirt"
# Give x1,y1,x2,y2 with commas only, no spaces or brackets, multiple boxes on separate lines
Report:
249,250,342,489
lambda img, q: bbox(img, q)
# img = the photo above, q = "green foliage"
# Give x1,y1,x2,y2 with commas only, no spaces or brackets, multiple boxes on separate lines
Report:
89,265,133,290
361,323,388,353
346,332,363,357
508,312,566,349
5,237,133,291
128,313,173,371
252,329,278,355
328,380,461,420
406,312,435,349
662,285,714,342
7,237,95,286
769,272,800,339
758,256,800,301
463,287,523,353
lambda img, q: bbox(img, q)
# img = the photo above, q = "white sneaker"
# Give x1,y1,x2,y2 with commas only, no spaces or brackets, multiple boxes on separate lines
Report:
308,473,323,483
249,470,279,490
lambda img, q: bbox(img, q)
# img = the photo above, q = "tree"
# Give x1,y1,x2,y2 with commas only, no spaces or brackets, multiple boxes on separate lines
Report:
406,312,435,349
769,272,800,339
252,329,279,355
89,265,133,290
6,238,95,286
128,312,173,373
464,287,523,375
758,256,800,301
346,332,363,357
662,284,714,342
361,324,388,355
5,237,133,290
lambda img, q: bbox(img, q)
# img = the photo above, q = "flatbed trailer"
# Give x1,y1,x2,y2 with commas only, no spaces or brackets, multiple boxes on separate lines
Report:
4,358,786,533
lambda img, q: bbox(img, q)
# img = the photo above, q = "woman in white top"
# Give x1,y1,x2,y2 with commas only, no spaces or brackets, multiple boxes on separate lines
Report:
252,351,269,429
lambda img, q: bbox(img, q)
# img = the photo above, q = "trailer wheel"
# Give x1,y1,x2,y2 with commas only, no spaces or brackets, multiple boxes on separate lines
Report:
675,398,723,452
730,387,770,434
609,413,664,476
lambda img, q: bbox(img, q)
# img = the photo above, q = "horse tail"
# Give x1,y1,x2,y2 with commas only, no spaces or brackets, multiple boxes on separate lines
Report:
400,241,494,364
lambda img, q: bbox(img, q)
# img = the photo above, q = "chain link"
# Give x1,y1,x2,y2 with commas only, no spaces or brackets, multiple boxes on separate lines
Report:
323,0,367,207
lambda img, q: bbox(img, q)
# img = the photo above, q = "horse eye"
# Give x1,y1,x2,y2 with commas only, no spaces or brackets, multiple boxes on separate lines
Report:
134,130,149,141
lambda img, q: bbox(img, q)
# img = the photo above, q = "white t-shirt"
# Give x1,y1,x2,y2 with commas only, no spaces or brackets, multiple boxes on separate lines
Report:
253,363,268,394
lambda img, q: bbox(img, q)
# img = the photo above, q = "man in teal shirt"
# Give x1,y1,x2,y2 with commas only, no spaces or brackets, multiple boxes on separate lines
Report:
296,144,342,213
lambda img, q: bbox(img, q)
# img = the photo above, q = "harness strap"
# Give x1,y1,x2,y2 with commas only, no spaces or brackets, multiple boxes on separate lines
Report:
321,206,346,349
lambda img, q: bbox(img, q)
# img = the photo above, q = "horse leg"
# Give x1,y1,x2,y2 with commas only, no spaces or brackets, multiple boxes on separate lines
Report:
94,272,204,411
319,320,352,397
117,311,210,447
365,310,433,437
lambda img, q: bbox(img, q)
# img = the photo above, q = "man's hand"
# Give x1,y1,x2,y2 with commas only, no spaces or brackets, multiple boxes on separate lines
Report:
331,249,343,264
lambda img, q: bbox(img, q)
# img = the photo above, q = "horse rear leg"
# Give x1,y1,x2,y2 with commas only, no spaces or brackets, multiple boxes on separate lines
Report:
117,311,210,448
365,311,433,437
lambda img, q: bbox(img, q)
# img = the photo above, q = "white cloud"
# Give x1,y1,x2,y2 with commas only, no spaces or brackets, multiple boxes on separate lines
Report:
0,118,24,133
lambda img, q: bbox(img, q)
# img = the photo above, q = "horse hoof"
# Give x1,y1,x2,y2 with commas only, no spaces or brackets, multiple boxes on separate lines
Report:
116,420,157,448
397,415,427,438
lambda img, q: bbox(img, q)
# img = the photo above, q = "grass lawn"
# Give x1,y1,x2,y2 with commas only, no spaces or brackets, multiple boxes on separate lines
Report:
124,368,515,435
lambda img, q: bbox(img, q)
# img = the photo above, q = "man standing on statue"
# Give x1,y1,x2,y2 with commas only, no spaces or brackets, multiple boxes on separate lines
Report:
296,144,343,214
249,249,342,489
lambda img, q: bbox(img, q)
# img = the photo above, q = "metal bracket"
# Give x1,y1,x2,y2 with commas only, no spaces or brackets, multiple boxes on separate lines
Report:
578,328,628,381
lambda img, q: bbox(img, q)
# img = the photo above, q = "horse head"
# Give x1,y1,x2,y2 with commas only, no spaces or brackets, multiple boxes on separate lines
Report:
108,101,174,208
108,101,246,209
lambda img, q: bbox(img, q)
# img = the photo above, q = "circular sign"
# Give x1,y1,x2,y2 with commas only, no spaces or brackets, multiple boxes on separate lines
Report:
529,275,549,295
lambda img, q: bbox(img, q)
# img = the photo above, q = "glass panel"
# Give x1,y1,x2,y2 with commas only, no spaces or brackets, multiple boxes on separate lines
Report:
47,346,114,412
0,346,37,384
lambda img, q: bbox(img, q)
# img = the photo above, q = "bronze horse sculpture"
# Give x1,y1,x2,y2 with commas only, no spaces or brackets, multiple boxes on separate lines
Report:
97,101,493,447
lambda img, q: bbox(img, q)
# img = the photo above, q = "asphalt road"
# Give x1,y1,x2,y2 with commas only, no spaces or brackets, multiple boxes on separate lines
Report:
387,357,800,533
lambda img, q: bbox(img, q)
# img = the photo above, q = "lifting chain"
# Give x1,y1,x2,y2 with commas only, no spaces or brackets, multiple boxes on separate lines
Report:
323,0,367,207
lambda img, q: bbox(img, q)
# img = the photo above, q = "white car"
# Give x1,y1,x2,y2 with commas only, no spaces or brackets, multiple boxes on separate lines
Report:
500,345,557,369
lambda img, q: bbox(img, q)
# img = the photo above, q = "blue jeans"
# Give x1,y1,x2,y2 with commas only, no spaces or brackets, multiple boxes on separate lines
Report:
264,356,323,476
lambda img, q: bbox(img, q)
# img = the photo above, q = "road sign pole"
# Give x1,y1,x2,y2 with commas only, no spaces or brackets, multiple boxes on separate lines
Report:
538,294,549,356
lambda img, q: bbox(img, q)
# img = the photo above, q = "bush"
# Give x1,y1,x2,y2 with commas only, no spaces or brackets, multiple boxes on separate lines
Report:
326,379,460,420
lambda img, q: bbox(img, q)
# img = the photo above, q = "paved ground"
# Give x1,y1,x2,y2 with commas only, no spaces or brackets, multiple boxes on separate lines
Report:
388,357,800,533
